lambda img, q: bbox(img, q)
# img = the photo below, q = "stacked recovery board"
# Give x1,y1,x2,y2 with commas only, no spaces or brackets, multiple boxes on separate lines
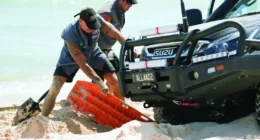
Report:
68,81,154,128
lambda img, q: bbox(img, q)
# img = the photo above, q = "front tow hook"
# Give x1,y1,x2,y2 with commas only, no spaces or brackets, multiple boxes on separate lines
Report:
151,82,158,92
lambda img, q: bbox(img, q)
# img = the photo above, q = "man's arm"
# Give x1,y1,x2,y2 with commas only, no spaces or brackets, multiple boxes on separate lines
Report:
99,15,139,58
100,13,112,23
100,17,126,44
66,41,102,82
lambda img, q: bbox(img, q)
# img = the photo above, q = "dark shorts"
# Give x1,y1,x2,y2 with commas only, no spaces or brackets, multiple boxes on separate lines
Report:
95,49,119,81
94,58,116,81
53,66,79,83
54,56,115,83
101,49,119,70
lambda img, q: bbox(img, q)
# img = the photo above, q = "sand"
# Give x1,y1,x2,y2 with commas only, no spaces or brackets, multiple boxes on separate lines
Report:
0,99,155,140
0,107,110,139
1,99,260,140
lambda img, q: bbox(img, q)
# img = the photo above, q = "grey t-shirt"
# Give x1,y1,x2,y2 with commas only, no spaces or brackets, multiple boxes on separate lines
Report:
56,16,107,70
97,0,125,50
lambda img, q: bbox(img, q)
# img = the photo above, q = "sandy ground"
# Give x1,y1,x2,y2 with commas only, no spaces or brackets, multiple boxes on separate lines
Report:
0,106,110,139
0,99,155,140
1,99,260,140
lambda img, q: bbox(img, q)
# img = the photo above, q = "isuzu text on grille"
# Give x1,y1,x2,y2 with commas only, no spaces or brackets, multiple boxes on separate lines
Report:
154,48,174,56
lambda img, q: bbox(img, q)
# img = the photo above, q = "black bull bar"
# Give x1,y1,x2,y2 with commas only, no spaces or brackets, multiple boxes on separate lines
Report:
117,21,260,97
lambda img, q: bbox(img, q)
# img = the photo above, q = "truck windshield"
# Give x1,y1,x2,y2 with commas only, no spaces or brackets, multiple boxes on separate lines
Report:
225,0,260,18
184,0,224,19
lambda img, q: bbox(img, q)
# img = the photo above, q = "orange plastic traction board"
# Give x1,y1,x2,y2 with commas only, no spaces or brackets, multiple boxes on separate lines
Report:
67,81,154,128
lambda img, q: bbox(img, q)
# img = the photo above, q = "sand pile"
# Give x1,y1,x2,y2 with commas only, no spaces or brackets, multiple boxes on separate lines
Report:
36,120,192,140
0,105,113,139
112,120,193,140
0,100,155,139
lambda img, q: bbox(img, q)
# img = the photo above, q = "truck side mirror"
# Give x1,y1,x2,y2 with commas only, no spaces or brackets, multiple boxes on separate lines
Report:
186,9,203,26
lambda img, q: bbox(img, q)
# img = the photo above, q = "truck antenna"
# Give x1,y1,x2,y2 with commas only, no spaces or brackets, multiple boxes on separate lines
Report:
180,0,189,33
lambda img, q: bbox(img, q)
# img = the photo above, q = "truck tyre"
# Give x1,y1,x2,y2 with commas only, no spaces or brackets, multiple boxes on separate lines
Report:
153,107,181,124
255,93,260,125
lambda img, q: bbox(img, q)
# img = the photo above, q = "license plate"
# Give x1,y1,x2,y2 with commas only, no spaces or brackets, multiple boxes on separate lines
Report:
154,48,174,57
132,72,156,83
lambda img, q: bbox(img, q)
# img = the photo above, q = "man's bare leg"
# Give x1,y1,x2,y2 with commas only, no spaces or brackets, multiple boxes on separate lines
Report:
42,76,67,117
103,72,125,101
106,81,114,95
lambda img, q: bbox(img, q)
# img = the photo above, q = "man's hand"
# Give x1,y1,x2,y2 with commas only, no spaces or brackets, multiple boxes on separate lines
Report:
94,80,109,94
66,41,108,93
134,49,140,58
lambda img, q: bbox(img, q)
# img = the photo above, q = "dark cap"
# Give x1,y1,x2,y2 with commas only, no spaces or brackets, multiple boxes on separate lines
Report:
126,0,138,4
74,7,101,30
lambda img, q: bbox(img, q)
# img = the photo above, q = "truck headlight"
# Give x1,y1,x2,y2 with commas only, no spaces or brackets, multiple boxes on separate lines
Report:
202,33,239,55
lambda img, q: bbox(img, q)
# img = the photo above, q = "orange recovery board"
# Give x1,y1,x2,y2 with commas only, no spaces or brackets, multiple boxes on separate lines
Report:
67,81,154,128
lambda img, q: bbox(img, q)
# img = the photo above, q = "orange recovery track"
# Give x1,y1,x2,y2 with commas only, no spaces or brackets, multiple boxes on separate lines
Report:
67,81,154,128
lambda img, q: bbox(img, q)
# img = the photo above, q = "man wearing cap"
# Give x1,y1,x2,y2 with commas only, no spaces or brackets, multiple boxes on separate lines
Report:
41,7,127,117
95,0,138,95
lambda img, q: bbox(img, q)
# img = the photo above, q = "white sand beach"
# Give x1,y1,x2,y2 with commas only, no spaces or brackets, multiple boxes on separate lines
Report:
1,99,260,140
